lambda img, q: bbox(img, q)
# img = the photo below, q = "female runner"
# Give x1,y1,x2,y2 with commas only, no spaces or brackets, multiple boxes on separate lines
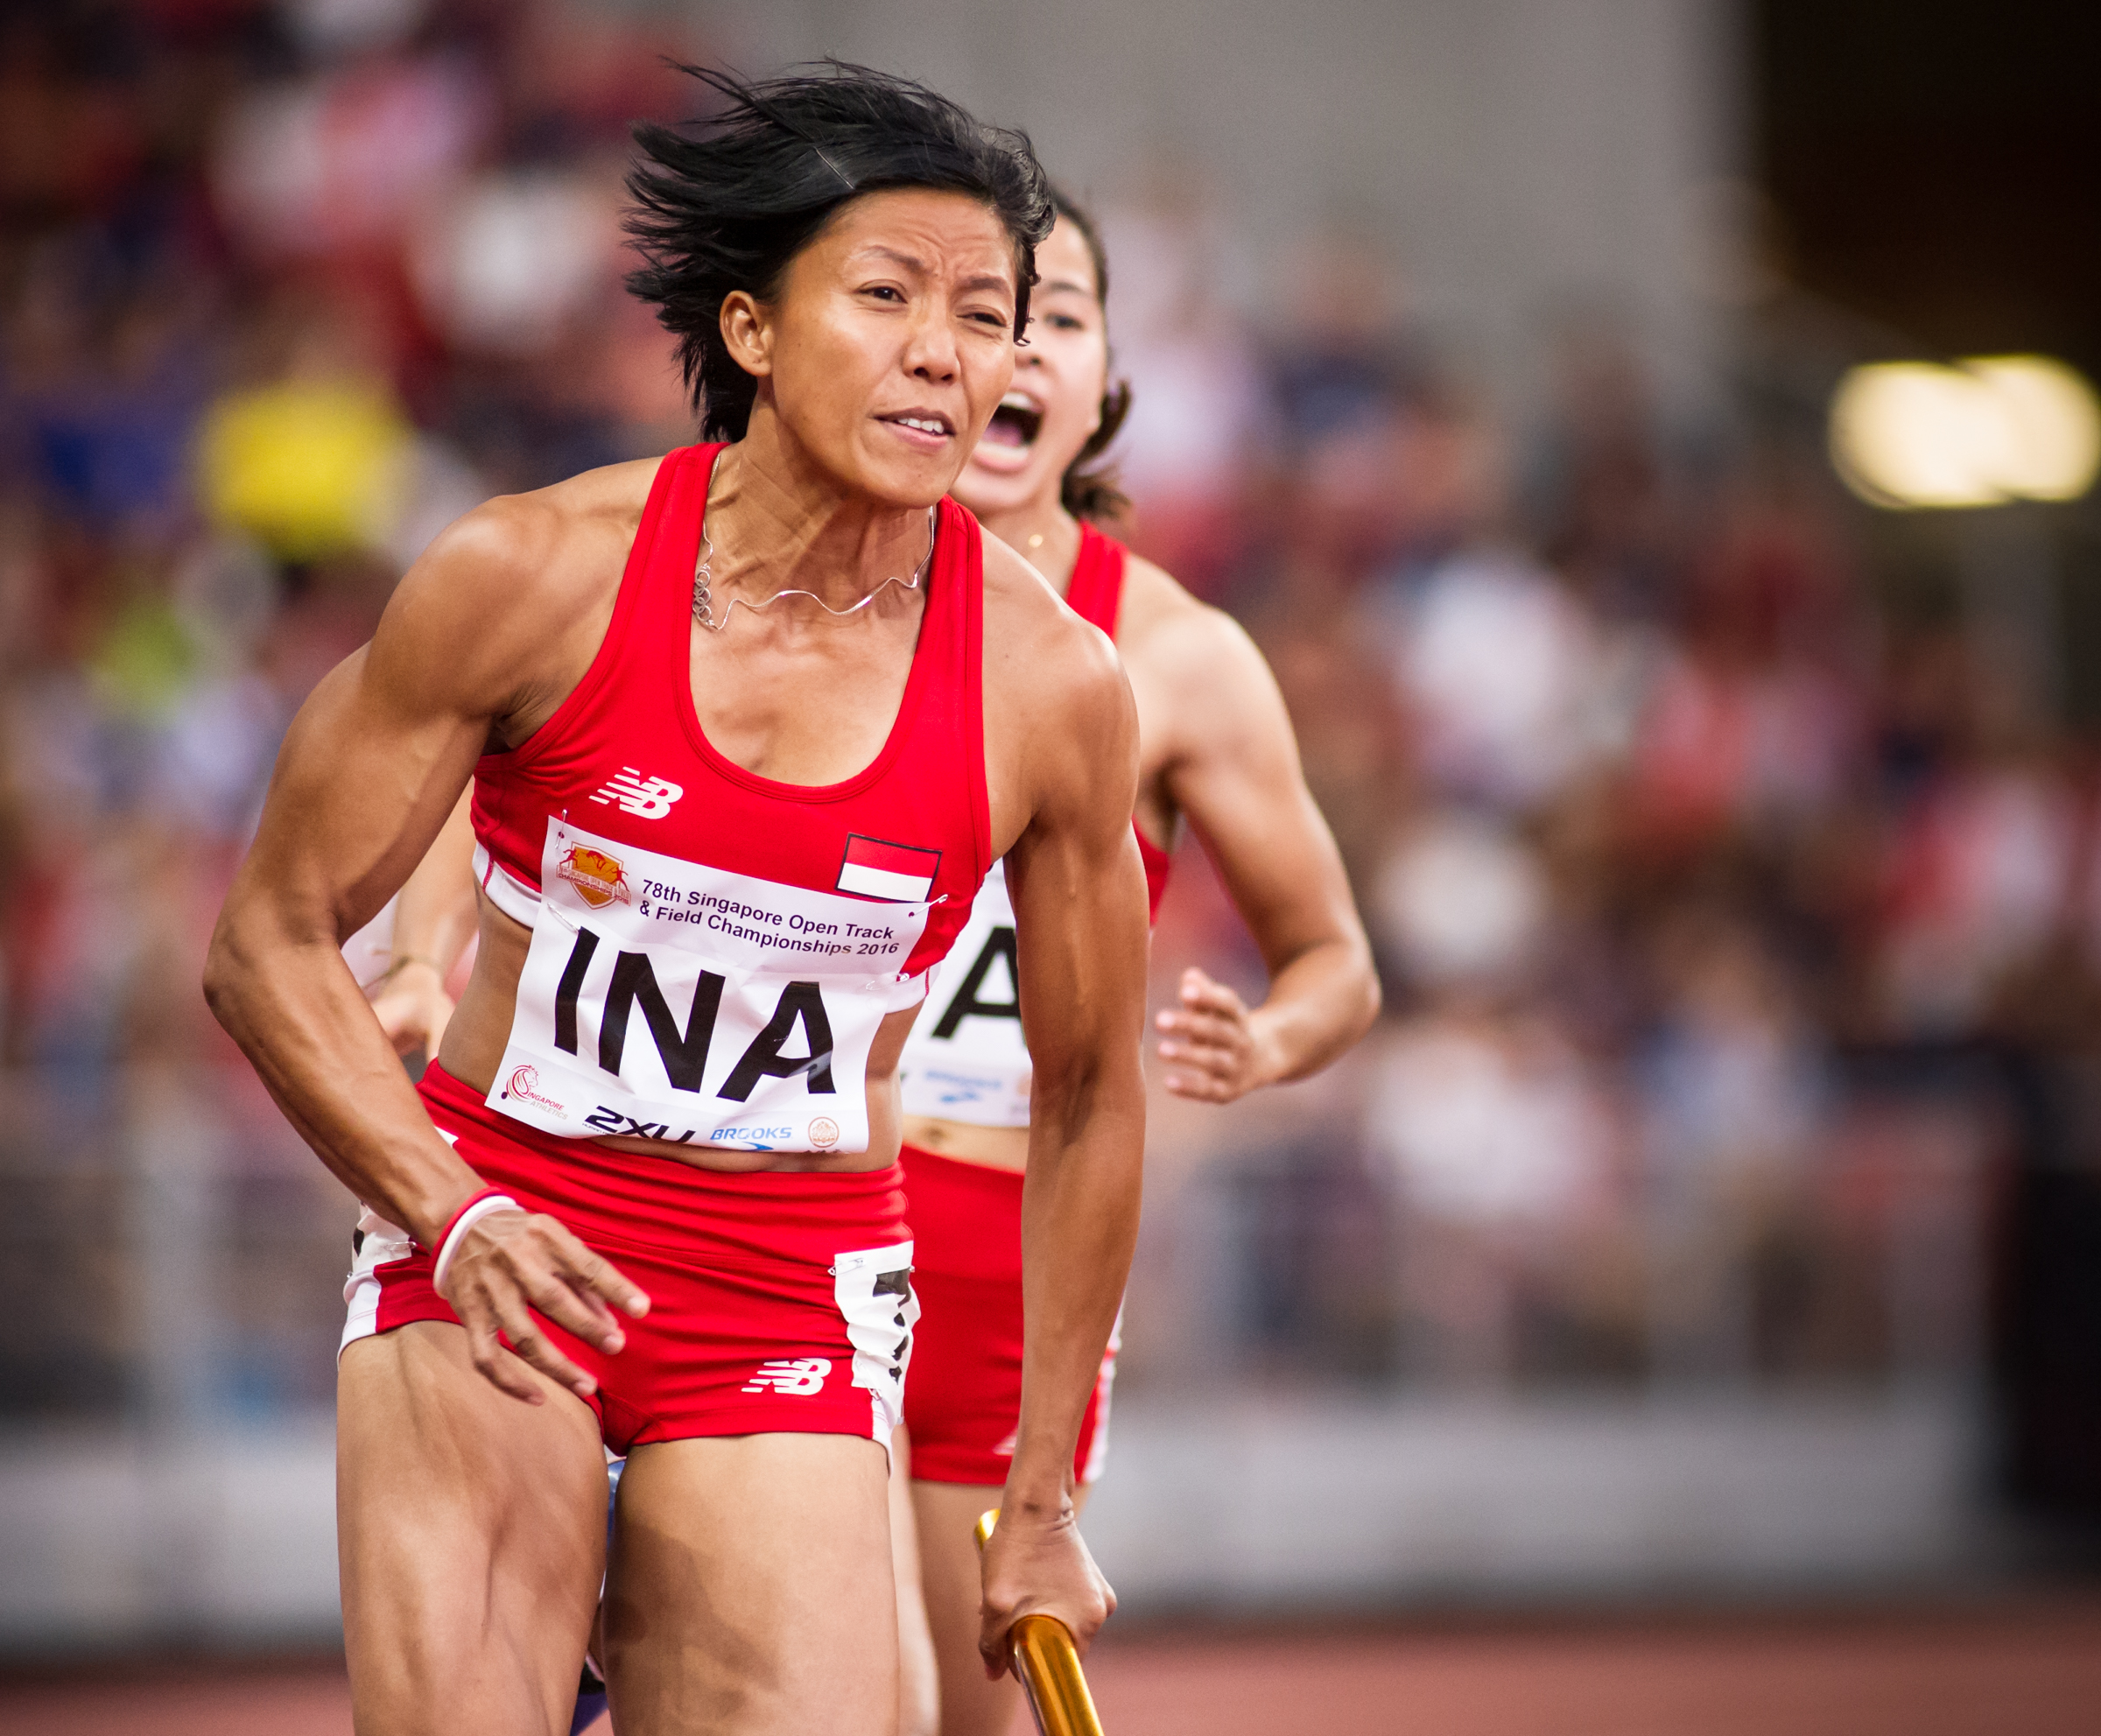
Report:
207,70,1150,1736
890,194,1381,1735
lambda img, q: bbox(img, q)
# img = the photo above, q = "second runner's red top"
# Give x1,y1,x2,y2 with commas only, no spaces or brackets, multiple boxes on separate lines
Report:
895,520,1170,1128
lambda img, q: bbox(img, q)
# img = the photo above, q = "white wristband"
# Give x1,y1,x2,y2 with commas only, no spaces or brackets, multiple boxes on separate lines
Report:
432,1193,522,1295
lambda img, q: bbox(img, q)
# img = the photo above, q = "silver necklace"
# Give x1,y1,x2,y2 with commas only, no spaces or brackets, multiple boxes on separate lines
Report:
692,508,938,631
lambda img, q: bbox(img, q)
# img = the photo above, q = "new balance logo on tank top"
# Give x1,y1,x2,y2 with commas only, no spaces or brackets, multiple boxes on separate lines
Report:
898,524,1170,1128
472,444,992,1154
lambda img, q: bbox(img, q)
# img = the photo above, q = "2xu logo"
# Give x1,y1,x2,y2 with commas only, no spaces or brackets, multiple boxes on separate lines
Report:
553,924,837,1101
742,1357,831,1396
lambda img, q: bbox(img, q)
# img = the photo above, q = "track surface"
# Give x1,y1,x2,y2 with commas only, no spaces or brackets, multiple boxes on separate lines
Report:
5,1603,2099,1735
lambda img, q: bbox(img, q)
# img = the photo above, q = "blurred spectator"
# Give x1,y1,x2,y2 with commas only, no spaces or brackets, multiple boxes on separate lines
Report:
1268,227,1427,452
1367,1004,1621,1384
196,299,415,562
1526,318,1684,623
210,33,490,266
410,162,616,357
1386,548,1607,812
1098,168,1267,595
1375,812,1549,990
1637,905,1832,1379
1873,747,2077,1038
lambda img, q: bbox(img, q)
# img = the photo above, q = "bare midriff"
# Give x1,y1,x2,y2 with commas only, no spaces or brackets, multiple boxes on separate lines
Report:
897,1114,1029,1172
894,807,1174,1178
436,889,906,1176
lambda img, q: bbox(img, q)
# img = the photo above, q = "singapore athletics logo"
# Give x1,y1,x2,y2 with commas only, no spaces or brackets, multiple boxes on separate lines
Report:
558,844,631,910
503,1065,566,1114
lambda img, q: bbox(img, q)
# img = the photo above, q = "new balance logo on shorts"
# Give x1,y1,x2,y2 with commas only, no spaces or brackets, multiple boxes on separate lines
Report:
592,768,684,819
741,1357,832,1396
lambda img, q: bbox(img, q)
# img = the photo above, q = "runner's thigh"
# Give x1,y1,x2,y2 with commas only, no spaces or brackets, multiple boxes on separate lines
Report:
338,1320,608,1736
909,1479,1020,1736
889,1426,941,1736
606,1432,897,1736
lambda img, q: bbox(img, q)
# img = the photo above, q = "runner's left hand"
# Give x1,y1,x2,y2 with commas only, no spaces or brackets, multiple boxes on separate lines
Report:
1156,966,1278,1103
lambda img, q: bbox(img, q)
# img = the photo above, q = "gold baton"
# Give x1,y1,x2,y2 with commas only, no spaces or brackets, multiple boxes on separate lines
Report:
974,1509,1107,1736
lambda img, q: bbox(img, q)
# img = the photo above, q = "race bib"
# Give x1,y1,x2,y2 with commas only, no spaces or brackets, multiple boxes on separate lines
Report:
897,859,1031,1128
490,819,931,1153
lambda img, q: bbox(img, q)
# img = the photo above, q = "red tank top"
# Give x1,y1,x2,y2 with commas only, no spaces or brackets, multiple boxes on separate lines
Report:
468,443,991,1155
892,520,1170,1130
1065,523,1173,920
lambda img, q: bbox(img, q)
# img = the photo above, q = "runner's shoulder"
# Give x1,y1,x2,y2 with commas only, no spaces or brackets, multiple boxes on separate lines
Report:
1114,549,1267,697
392,457,660,626
372,455,664,703
980,528,1126,713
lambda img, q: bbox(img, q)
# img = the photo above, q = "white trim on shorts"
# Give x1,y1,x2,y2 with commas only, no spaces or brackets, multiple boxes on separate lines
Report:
1079,1307,1123,1486
339,1127,459,1356
831,1241,920,1448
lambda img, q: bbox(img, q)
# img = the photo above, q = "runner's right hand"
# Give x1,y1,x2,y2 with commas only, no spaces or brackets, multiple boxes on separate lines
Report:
977,1501,1115,1676
435,1206,650,1404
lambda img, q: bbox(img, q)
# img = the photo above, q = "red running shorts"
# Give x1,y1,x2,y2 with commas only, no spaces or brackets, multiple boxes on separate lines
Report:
341,1062,917,1455
898,1143,1117,1486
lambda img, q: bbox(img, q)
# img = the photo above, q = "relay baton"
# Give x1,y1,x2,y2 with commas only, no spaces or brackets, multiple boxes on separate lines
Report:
973,1509,1107,1736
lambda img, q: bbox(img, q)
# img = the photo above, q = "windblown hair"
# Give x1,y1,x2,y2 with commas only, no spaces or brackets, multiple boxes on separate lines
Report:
626,63,1055,442
1050,188,1134,524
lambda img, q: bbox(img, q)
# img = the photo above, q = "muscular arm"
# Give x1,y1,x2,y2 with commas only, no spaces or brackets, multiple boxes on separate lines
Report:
976,559,1149,1666
367,788,479,1057
204,495,645,1401
1144,590,1380,1100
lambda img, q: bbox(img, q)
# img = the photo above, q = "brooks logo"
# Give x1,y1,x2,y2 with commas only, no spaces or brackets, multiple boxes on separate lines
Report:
592,769,684,819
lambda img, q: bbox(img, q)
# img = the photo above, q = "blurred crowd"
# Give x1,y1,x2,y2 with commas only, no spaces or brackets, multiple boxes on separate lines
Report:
0,0,702,1072
1103,186,2091,1421
0,0,702,1420
0,2,2092,1473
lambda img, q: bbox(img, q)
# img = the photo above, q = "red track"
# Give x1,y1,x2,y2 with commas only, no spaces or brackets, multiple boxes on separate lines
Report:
6,1603,2099,1736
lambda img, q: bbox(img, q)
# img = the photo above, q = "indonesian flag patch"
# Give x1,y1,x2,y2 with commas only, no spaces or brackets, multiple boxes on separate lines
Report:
837,834,940,903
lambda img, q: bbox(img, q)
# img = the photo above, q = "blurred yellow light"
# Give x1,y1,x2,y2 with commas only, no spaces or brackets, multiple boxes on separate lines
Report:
1828,355,2101,510
1965,355,2101,501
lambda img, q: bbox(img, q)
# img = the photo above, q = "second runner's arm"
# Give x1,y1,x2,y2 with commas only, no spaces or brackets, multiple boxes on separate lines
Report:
368,787,479,1058
1147,598,1379,1100
204,500,648,1404
980,613,1149,1676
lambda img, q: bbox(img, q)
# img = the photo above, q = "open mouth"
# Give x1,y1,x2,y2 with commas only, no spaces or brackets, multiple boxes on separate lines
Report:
984,391,1043,448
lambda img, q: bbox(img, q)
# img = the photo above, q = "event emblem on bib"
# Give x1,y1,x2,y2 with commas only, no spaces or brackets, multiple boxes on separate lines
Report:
490,819,932,1153
558,845,630,910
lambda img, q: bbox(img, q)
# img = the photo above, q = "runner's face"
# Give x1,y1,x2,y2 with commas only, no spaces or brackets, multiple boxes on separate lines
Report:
755,189,1021,509
952,219,1109,519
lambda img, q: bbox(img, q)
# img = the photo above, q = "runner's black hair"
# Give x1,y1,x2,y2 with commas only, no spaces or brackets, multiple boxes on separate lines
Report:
1050,188,1134,524
626,62,1055,442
